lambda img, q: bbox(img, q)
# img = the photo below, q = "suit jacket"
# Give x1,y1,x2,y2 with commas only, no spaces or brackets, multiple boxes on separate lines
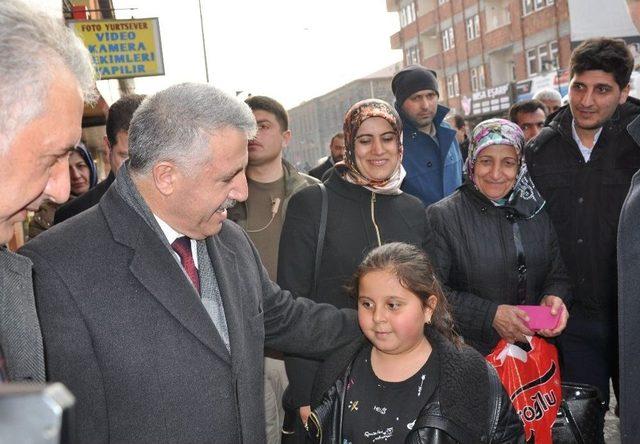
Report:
0,248,45,382
307,157,333,180
53,172,115,225
20,186,359,443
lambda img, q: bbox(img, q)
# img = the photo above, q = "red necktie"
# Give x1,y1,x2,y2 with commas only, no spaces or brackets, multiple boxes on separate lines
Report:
171,236,200,294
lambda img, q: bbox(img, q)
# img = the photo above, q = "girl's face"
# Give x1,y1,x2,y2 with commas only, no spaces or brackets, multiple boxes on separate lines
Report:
353,117,401,181
357,269,435,357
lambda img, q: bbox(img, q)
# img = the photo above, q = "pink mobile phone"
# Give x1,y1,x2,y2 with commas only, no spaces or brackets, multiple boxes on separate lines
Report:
518,305,561,330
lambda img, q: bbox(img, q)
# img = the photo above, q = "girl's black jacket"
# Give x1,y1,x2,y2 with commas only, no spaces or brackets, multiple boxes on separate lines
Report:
306,328,525,444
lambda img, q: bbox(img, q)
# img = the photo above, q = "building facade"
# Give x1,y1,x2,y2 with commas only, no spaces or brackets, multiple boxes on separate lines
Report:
386,0,640,126
287,64,400,171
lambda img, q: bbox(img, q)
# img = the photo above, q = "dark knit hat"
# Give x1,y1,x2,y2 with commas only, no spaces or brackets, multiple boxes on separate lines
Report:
391,65,439,107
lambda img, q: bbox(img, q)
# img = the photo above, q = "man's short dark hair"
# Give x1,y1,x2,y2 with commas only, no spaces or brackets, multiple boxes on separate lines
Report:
450,114,466,130
570,38,634,90
330,132,344,145
106,94,146,146
245,95,288,131
508,99,548,123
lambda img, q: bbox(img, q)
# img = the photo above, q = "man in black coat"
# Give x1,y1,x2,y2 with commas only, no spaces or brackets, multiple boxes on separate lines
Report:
307,132,345,180
525,38,640,440
20,83,360,443
54,94,145,224
618,115,640,443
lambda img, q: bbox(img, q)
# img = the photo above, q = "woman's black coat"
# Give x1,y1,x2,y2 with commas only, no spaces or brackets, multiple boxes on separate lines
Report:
425,183,571,355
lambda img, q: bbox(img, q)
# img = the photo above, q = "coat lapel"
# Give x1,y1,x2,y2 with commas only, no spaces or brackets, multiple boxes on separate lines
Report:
206,233,245,368
100,188,231,364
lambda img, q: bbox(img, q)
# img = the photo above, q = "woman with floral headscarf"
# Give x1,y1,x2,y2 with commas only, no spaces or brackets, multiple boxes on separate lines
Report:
277,99,428,439
425,118,570,356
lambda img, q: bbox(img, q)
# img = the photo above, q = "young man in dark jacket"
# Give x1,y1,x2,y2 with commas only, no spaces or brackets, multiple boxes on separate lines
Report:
525,38,640,440
391,65,463,207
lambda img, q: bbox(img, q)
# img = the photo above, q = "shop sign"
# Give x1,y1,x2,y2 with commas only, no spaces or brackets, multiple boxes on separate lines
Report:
516,71,569,101
69,18,165,79
468,83,513,116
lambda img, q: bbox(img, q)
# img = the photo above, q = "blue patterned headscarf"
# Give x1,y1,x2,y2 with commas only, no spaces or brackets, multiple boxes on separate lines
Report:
466,118,544,219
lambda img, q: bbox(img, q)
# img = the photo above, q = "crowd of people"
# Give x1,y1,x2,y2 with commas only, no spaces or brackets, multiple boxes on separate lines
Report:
2,0,640,442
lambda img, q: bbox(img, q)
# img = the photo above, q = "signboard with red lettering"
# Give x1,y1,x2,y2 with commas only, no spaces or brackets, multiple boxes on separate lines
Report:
69,18,164,80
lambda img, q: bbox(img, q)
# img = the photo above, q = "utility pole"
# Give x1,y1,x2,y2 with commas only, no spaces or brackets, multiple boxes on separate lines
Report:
198,0,210,83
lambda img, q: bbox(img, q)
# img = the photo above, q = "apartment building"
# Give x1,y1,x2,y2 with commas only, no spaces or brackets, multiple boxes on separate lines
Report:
387,0,640,125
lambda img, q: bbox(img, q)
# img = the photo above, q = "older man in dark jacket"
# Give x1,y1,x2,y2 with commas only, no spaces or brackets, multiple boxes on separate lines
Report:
20,84,360,443
525,38,640,440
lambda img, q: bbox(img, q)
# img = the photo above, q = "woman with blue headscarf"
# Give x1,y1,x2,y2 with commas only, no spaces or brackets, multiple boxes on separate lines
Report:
425,118,570,355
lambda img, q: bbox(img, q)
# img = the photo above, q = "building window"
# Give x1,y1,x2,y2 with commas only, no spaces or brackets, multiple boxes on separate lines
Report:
523,0,534,14
538,43,549,70
466,14,481,40
470,65,486,92
405,44,420,65
527,40,559,76
399,2,416,27
549,40,559,68
523,0,552,15
527,48,538,75
442,27,455,51
447,73,460,98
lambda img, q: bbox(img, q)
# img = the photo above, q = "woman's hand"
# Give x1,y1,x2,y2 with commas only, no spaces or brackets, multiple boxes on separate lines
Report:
493,305,534,343
299,405,311,425
537,295,568,337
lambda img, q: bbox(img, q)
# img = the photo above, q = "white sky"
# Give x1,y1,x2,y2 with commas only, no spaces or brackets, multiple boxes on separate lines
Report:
101,0,401,109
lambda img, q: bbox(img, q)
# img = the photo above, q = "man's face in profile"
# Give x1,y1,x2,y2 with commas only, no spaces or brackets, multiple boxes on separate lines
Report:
0,67,83,243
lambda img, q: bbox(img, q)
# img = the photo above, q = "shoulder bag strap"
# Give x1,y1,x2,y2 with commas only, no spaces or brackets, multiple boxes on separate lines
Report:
313,183,328,299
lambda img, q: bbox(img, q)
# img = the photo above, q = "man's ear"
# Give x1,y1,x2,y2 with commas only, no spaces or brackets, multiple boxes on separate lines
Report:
152,161,178,197
282,129,292,149
102,134,111,163
620,83,631,104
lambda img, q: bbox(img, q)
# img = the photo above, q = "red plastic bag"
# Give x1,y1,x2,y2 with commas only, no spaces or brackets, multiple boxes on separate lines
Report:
486,337,561,444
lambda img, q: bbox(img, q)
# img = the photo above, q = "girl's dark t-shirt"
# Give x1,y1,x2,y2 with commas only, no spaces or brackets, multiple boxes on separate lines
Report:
342,343,439,443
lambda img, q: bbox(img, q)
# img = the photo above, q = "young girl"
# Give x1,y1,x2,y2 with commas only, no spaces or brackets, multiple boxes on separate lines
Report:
305,243,524,443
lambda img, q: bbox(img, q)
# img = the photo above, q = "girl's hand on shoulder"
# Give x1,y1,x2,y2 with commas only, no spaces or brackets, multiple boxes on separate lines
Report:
537,295,568,337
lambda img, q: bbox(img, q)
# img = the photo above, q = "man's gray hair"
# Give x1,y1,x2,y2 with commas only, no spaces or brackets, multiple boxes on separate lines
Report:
128,83,257,174
533,88,562,103
0,0,96,152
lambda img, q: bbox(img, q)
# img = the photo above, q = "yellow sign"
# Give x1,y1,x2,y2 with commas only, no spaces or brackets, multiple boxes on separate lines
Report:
69,18,165,79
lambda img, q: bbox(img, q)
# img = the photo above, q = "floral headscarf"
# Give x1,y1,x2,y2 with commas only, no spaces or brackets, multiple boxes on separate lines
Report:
466,118,544,218
337,99,406,195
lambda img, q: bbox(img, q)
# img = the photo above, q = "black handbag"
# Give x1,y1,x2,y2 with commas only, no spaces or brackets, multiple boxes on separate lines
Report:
552,382,604,444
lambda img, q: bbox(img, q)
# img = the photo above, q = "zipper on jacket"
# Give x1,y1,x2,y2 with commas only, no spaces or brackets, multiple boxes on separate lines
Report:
370,192,382,247
306,411,323,442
